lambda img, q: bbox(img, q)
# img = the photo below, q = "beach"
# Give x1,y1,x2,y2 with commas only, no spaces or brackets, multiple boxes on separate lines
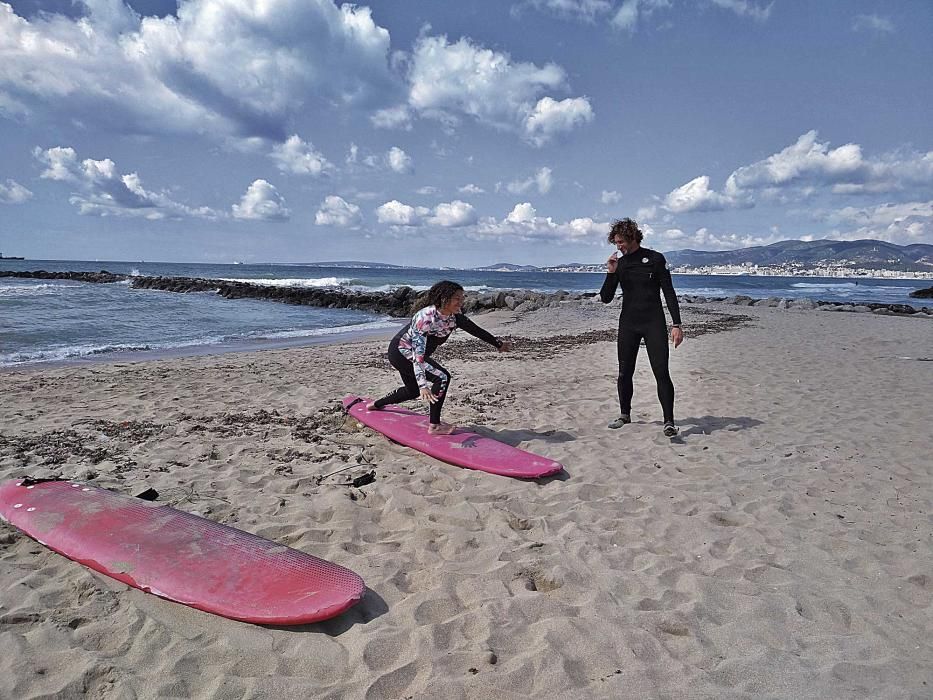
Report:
1,300,931,699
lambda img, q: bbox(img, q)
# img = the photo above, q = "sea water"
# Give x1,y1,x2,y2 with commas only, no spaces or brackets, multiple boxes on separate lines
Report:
1,259,928,368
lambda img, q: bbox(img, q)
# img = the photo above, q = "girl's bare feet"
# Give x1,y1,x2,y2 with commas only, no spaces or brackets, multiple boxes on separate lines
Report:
428,422,456,435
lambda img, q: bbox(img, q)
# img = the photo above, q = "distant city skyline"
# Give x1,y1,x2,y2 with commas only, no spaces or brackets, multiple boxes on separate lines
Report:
1,0,931,266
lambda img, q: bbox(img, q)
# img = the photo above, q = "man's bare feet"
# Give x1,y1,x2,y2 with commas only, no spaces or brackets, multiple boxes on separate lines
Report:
366,402,382,411
428,422,457,435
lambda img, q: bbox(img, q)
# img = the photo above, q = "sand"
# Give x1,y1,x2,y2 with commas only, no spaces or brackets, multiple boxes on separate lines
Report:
1,300,931,699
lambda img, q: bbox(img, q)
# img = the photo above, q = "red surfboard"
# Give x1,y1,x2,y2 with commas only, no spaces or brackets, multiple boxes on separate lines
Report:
343,395,564,478
0,479,365,625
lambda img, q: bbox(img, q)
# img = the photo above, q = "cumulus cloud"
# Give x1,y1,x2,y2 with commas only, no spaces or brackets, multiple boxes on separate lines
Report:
459,183,485,195
820,201,933,245
232,179,290,221
375,200,428,226
387,146,413,174
270,135,334,176
474,203,607,243
427,200,476,227
34,145,221,219
661,132,933,213
314,195,362,228
1,0,396,142
664,175,751,213
0,178,33,204
375,198,475,228
407,35,592,145
651,226,785,251
852,14,895,35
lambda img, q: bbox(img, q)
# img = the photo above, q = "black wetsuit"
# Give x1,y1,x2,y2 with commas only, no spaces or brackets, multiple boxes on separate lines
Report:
600,247,681,423
374,309,501,424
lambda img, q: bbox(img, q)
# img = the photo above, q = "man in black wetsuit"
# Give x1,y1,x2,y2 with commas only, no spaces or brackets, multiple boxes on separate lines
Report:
600,218,684,437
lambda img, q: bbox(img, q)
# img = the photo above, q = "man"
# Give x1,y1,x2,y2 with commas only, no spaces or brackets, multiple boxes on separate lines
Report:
600,218,684,437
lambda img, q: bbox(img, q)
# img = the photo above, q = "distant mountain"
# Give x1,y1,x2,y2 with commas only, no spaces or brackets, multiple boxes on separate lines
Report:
663,239,933,272
300,260,410,269
473,262,541,272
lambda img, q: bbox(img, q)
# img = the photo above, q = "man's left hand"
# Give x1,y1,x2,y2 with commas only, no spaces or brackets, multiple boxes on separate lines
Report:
671,327,684,348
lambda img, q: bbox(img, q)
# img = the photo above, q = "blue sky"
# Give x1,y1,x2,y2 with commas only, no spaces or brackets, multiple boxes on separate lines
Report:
1,0,931,266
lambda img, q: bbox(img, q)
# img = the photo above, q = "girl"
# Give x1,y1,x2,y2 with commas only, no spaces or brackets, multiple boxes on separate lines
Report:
368,280,511,434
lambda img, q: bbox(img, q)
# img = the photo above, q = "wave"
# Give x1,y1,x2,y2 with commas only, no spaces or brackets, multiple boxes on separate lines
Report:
0,282,82,297
791,282,858,289
216,276,356,288
0,319,400,368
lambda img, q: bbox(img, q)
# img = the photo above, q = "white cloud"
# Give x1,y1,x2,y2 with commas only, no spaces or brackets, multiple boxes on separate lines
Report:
346,143,359,165
611,0,671,32
502,167,554,195
34,145,222,219
270,135,334,176
708,0,773,22
314,195,361,228
664,175,750,213
232,179,290,221
1,0,396,142
661,132,933,213
612,0,771,32
376,198,476,228
654,226,784,251
820,201,933,245
417,186,439,195
376,199,427,226
459,183,485,195
407,35,592,145
474,204,607,243
852,14,895,35
0,178,33,204
387,146,413,174
516,0,613,22
601,190,621,205
371,105,412,130
507,202,537,223
427,200,476,227
524,97,594,147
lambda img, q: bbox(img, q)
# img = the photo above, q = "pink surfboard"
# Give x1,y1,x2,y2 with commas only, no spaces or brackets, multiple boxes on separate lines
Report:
0,479,365,625
343,395,564,478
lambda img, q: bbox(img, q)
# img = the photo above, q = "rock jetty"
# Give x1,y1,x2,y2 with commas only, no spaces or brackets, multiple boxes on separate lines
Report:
2,270,930,317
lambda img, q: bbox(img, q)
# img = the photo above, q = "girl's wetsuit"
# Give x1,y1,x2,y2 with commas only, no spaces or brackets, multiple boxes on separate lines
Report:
600,247,681,423
373,305,502,424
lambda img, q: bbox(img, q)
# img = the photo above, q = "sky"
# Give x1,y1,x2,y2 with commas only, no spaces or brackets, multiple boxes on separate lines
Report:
0,0,931,266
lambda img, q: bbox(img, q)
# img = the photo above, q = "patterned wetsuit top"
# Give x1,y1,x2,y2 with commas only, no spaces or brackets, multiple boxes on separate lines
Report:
599,247,682,330
393,306,501,388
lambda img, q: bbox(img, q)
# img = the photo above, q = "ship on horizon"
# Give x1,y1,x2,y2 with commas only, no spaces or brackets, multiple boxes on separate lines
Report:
0,252,25,260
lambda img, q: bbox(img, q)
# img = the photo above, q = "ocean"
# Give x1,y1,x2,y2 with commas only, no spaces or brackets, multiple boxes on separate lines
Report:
1,259,929,368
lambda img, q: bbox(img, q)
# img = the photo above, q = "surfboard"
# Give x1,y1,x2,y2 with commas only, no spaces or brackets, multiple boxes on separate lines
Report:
0,479,365,625
343,395,564,478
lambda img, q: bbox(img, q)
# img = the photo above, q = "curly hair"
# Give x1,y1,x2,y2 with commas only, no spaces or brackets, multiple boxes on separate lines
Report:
607,218,643,244
412,280,464,313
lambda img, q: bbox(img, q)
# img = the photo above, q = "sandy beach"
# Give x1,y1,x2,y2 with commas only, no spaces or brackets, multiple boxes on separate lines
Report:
1,299,931,699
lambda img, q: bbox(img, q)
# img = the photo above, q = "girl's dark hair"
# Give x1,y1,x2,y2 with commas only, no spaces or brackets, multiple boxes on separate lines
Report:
412,280,464,313
607,218,643,244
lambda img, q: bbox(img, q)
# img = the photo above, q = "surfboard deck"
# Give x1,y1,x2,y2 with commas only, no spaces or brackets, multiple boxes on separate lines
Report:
343,395,564,478
0,479,365,625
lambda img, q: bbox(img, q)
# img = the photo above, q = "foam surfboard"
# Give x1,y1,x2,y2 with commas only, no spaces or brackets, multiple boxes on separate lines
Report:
0,479,365,625
343,395,564,478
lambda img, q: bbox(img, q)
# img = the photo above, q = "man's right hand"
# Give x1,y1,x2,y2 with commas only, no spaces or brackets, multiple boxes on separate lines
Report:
420,387,437,404
606,253,619,274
